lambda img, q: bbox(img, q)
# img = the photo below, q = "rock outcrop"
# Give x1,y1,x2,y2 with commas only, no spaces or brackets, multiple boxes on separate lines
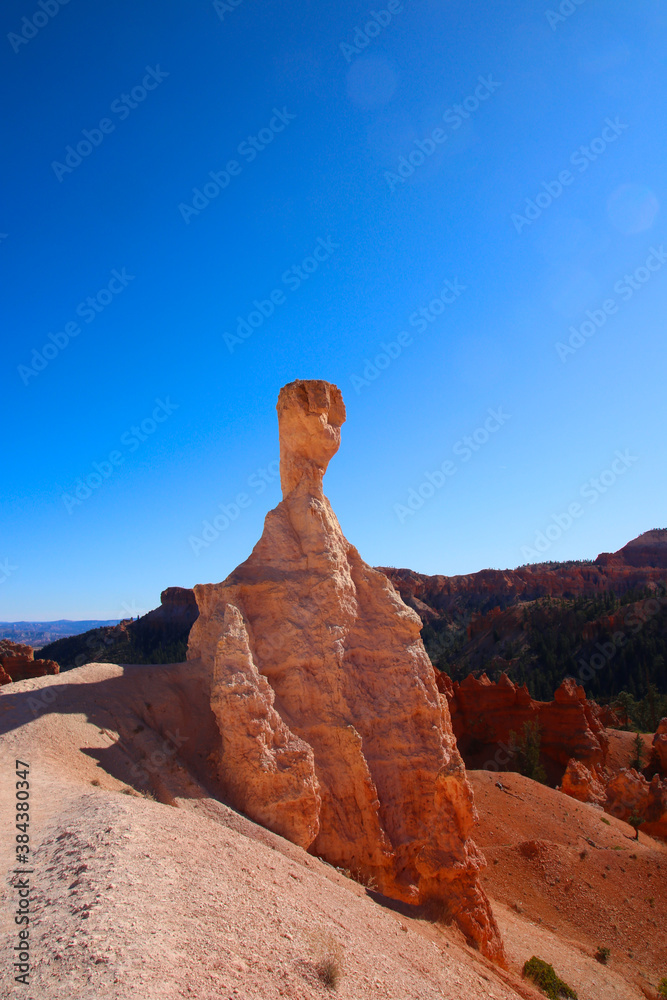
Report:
0,640,59,684
558,759,606,805
133,586,199,637
604,769,667,840
188,379,505,963
439,672,608,770
210,603,321,848
597,528,667,569
650,718,667,776
38,587,199,670
539,678,608,766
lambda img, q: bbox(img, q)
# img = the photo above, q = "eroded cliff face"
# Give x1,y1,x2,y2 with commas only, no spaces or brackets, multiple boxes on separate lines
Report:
188,379,505,963
438,671,608,770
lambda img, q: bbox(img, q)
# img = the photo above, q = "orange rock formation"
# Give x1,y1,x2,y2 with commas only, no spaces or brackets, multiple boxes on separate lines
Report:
558,759,606,805
439,672,608,769
651,717,667,775
188,379,505,963
605,768,667,840
0,640,59,684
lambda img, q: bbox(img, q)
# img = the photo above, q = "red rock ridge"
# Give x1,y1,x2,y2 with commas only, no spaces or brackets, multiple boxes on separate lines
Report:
438,671,608,770
380,529,667,614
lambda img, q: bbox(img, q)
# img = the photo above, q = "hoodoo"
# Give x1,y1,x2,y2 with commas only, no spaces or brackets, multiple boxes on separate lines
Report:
188,379,505,962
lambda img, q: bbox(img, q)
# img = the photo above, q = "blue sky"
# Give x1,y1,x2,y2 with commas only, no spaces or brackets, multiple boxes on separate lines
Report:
2,0,666,619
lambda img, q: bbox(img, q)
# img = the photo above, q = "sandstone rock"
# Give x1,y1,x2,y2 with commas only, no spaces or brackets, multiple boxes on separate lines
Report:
440,672,608,770
188,379,505,963
605,768,667,839
644,774,667,839
0,639,34,661
558,759,606,806
8,658,60,681
598,528,667,569
538,678,608,767
651,717,667,775
134,586,199,636
605,768,648,823
597,704,621,728
210,603,320,849
381,550,667,614
0,640,59,682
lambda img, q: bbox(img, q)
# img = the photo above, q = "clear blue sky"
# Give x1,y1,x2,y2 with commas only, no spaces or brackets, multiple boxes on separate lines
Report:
2,0,666,620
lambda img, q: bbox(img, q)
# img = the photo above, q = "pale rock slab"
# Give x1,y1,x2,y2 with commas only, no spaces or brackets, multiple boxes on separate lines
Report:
210,603,321,849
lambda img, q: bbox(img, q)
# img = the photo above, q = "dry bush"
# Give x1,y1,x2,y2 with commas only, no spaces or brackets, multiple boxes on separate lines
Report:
307,928,344,990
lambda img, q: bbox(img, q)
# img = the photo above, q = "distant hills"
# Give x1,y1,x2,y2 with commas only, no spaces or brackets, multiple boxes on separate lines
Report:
0,619,121,648
381,529,667,707
37,588,198,669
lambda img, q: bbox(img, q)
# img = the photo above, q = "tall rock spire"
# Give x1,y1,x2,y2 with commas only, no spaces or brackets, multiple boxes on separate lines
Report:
188,379,506,964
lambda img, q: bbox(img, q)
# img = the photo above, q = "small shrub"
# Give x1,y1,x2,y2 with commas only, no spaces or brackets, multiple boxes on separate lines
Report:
657,977,667,998
523,956,578,999
309,929,344,991
595,946,610,964
317,958,340,989
628,813,643,839
601,817,610,826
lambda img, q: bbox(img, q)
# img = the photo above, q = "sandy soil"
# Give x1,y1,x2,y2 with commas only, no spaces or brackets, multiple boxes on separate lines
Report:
1,662,665,1000
471,769,667,999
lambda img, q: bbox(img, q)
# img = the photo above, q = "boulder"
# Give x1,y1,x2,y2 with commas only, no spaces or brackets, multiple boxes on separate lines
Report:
605,767,648,823
188,379,505,963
